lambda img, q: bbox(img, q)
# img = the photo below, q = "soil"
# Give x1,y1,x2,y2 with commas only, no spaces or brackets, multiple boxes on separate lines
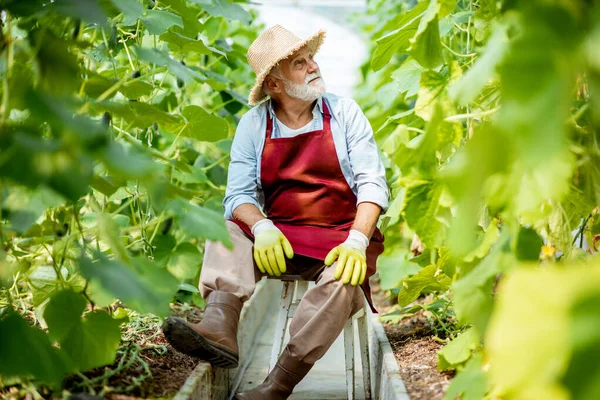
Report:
371,278,454,400
65,304,205,399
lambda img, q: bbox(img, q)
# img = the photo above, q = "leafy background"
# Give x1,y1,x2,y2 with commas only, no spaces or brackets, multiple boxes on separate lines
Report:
1,0,600,399
0,0,261,394
356,0,600,399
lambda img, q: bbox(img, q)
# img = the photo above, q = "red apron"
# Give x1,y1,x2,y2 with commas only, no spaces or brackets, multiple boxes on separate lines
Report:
232,100,384,312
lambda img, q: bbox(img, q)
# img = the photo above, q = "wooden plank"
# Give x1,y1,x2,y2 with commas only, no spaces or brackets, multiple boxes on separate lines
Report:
344,319,355,400
270,281,294,371
357,309,372,399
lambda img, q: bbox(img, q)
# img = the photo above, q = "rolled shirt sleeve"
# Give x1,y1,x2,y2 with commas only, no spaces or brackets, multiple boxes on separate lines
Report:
344,99,390,212
223,113,261,220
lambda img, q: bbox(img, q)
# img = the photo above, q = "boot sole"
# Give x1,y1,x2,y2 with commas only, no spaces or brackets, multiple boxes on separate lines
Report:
162,317,239,368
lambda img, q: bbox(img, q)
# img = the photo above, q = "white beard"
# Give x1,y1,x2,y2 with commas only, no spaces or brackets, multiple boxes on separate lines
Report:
283,72,326,101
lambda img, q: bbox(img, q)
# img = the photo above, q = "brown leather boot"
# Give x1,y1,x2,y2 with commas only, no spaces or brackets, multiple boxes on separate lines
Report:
162,291,242,368
234,348,313,400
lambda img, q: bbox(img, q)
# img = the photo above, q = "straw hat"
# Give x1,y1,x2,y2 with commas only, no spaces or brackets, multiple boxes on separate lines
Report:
246,25,326,106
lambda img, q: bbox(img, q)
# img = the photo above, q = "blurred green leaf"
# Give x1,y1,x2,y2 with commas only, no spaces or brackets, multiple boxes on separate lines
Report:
562,293,600,400
160,31,225,56
178,105,229,142
111,0,144,25
408,0,443,69
452,247,510,333
191,0,252,24
45,290,122,371
167,242,202,280
0,0,46,17
30,30,81,95
167,199,232,248
120,79,154,99
51,0,108,24
178,282,200,293
141,10,183,35
28,266,68,307
79,252,176,317
134,47,206,83
515,226,543,261
0,310,72,385
3,187,64,233
96,212,130,262
486,263,600,399
449,25,508,105
101,141,162,179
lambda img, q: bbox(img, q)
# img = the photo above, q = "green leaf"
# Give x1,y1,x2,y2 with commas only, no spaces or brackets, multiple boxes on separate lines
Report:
515,226,543,261
153,234,177,267
377,250,421,290
414,70,448,121
190,0,251,24
134,47,205,83
141,10,184,35
167,242,203,280
408,0,444,69
486,264,600,399
397,264,451,307
167,199,233,248
0,0,46,17
91,175,122,197
392,59,422,97
463,218,500,263
380,185,406,229
402,180,444,247
51,0,108,25
96,212,130,262
131,257,180,308
443,353,488,400
177,105,229,142
562,293,600,400
438,327,480,370
79,252,176,317
28,266,68,307
0,310,72,384
438,0,457,17
111,0,144,25
371,1,428,71
44,290,123,371
179,282,200,293
449,25,509,105
452,247,511,333
119,79,154,99
3,187,64,233
160,31,225,56
44,290,87,343
101,141,162,179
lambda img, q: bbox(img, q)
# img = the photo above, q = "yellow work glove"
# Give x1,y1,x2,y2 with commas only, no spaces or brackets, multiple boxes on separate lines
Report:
324,230,369,286
252,219,294,277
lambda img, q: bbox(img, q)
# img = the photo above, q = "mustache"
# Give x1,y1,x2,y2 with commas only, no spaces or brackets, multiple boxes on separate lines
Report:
305,72,322,84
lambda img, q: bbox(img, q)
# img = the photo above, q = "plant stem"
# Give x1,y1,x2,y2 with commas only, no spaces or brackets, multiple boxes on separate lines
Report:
1,16,14,124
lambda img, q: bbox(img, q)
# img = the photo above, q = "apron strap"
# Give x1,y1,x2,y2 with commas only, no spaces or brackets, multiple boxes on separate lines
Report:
265,98,332,140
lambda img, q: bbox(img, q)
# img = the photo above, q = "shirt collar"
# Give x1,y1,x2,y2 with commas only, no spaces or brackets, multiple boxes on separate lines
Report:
266,96,324,119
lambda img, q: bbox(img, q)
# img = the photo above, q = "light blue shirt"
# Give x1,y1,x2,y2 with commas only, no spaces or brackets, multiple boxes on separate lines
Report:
223,93,389,220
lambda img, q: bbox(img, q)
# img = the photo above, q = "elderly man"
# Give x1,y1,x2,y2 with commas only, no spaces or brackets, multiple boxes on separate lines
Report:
163,25,388,399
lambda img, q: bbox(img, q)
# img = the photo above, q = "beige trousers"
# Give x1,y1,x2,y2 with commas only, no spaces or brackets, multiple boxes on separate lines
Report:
200,221,365,364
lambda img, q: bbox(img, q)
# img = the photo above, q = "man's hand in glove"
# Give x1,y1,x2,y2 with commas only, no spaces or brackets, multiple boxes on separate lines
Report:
252,219,294,277
324,230,369,286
